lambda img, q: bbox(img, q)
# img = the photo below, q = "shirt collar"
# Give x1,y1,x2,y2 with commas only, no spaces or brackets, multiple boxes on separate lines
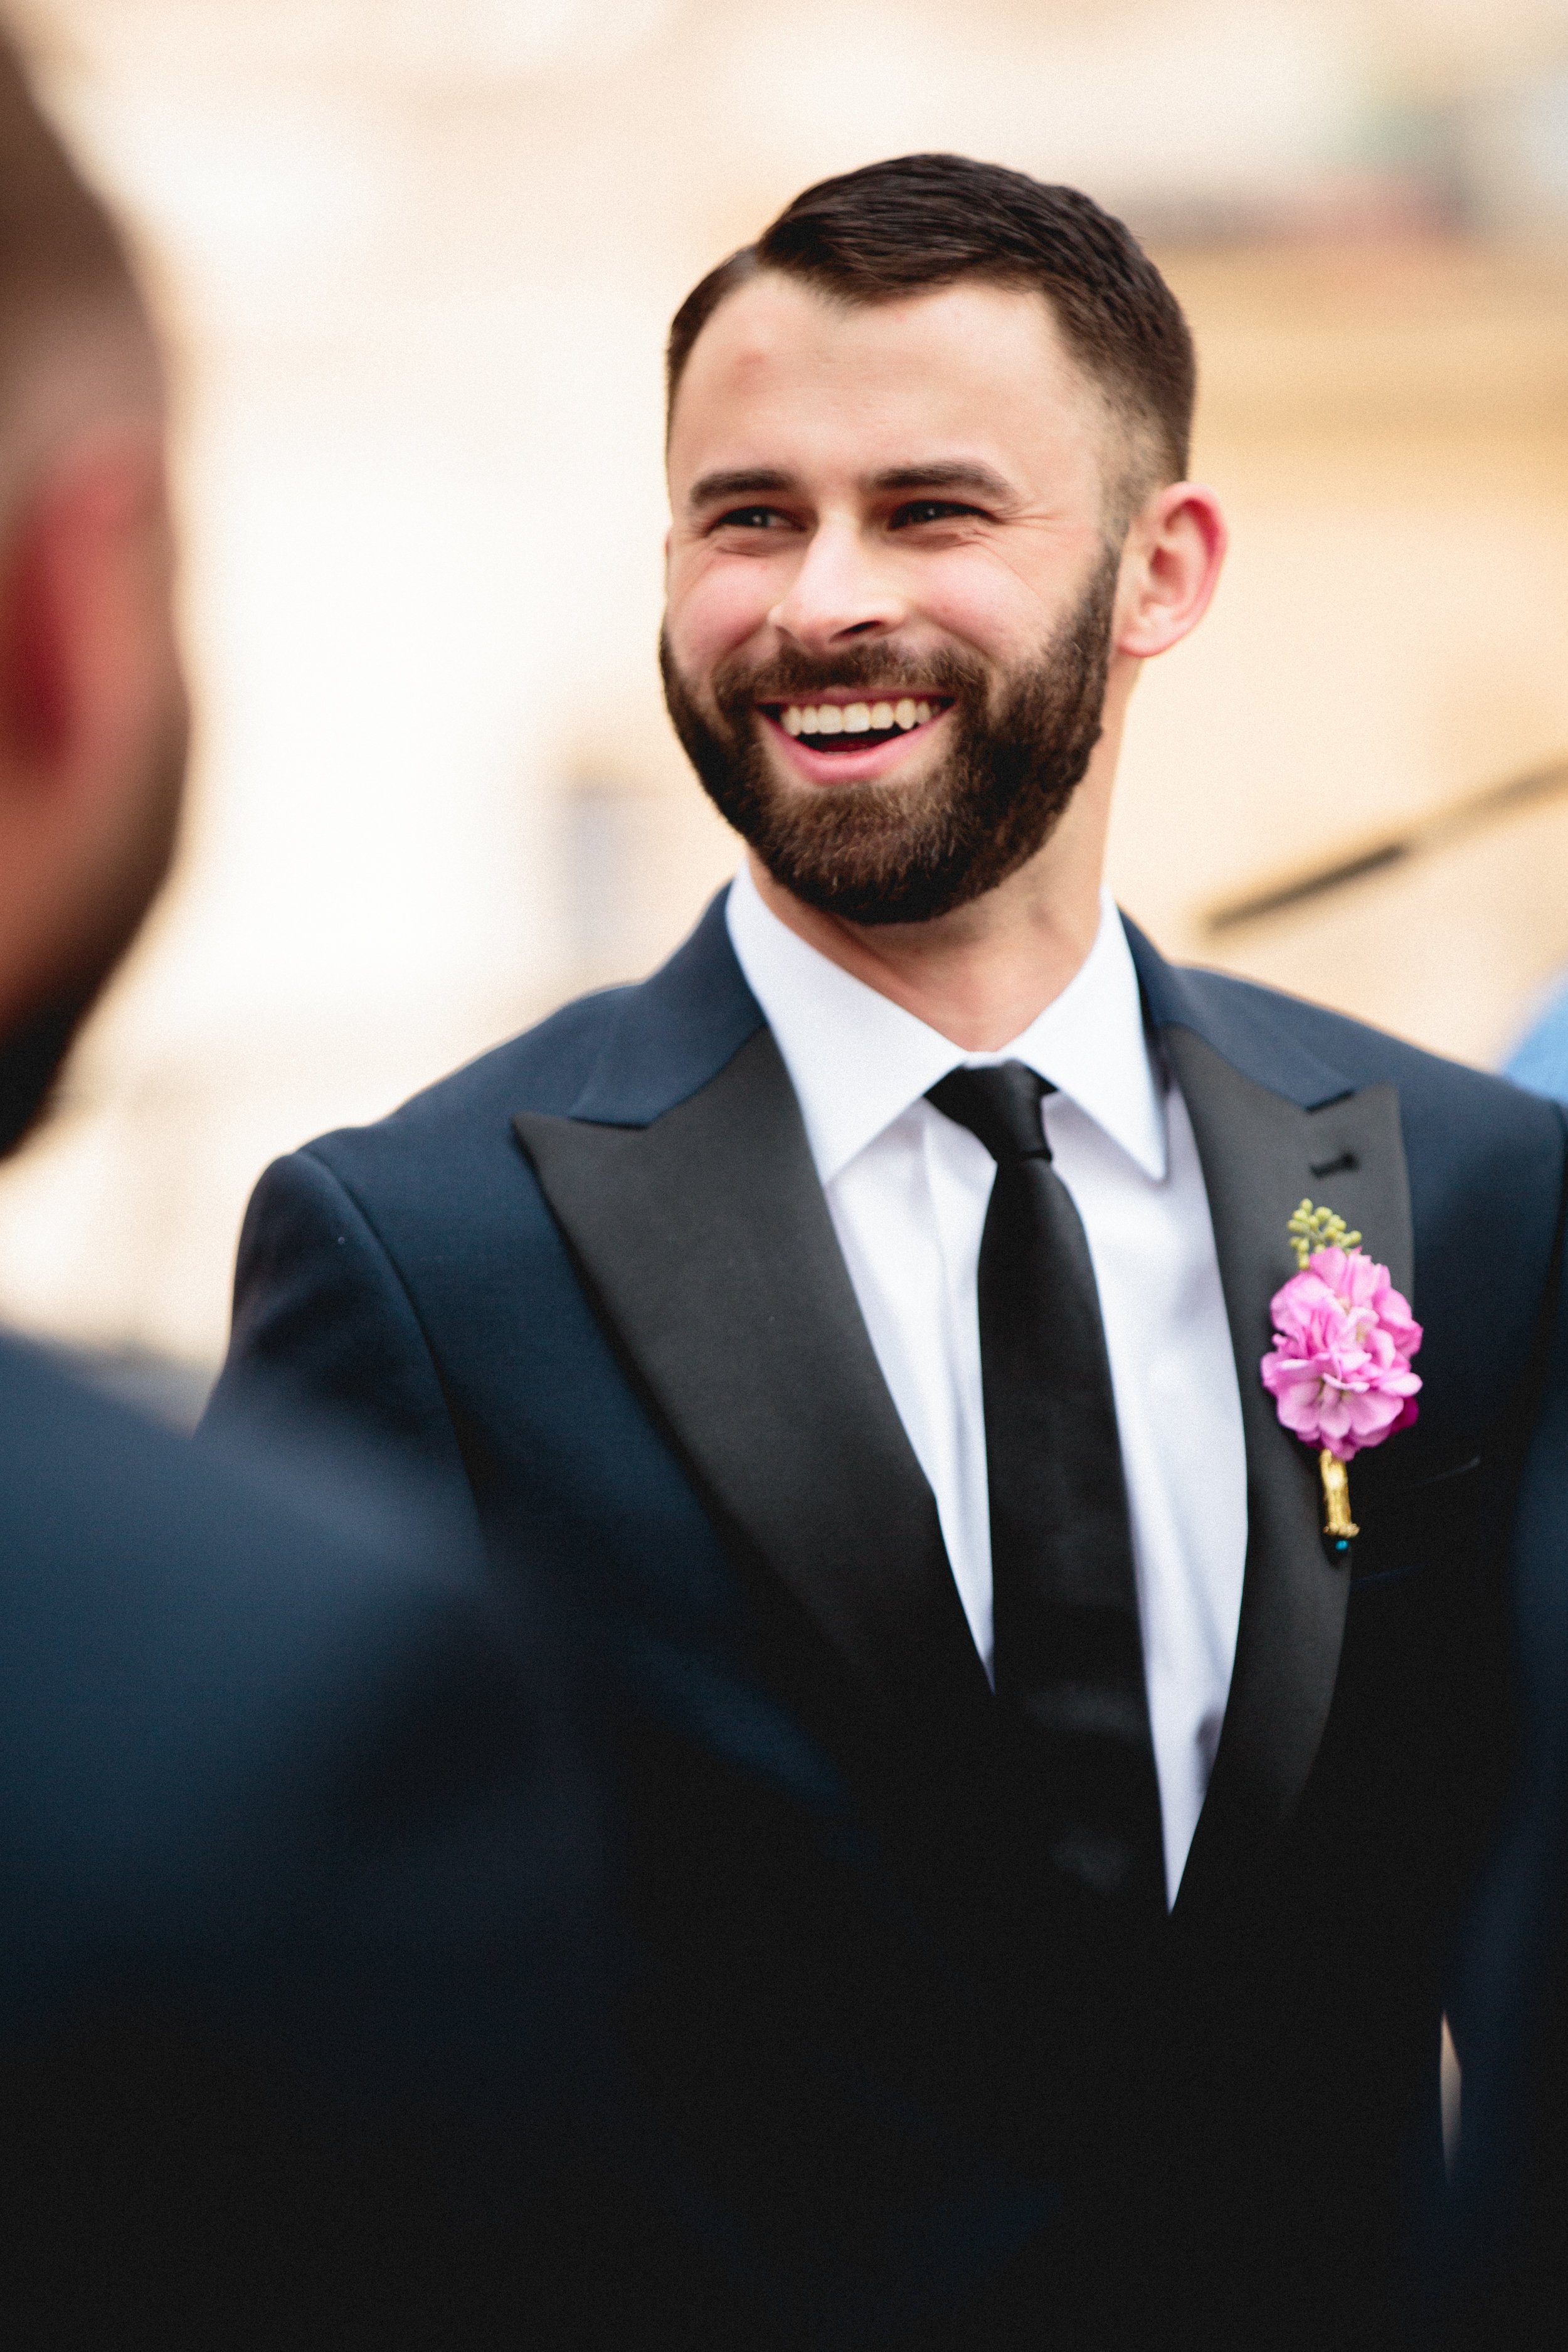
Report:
725,861,1168,1187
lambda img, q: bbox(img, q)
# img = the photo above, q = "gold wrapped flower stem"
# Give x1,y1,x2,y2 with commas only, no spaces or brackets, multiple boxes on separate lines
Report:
1319,1449,1359,1547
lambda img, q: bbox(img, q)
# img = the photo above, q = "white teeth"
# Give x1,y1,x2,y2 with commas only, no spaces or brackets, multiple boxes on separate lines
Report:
783,697,932,740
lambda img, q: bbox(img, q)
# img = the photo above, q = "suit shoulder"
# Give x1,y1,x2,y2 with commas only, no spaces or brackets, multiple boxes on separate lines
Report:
391,982,639,1127
287,980,640,1197
288,888,750,1200
226,980,657,1308
1173,961,1565,1139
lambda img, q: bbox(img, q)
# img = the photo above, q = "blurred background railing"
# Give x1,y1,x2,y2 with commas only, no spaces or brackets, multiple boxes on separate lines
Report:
6,0,1568,1399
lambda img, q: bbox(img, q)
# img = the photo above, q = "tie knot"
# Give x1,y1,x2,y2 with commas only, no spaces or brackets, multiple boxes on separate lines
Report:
926,1061,1056,1163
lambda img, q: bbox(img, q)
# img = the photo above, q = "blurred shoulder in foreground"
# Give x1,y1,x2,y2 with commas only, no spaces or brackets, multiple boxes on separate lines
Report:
0,1330,606,2344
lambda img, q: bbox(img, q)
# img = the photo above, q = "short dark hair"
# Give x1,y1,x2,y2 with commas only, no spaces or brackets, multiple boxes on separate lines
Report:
667,154,1194,509
0,29,142,398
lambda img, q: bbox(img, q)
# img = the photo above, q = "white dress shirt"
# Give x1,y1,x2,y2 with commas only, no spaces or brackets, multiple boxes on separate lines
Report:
726,862,1248,1903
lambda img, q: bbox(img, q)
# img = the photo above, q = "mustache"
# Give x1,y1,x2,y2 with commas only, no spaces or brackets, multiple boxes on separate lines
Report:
707,642,988,710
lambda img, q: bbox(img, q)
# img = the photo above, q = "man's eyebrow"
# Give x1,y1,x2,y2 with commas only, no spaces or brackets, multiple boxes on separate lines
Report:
869,461,1018,502
687,467,797,511
684,459,1020,512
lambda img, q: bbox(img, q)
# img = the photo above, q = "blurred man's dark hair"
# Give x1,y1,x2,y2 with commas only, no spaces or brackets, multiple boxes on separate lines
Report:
667,152,1195,513
0,32,139,349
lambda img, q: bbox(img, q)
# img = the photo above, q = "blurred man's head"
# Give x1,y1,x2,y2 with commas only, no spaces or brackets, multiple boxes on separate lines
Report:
0,31,185,1153
660,154,1222,930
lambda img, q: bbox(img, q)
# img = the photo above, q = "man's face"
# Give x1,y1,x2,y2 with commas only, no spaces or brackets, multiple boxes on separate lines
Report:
662,273,1129,924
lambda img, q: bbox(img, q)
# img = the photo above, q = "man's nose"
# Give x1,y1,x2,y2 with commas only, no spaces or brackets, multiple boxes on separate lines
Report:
768,520,909,650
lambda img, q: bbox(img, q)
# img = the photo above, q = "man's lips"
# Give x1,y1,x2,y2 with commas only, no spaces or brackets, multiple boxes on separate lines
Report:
755,693,953,783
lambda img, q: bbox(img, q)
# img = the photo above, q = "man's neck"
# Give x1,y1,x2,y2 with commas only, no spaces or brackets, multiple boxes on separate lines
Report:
746,754,1116,1052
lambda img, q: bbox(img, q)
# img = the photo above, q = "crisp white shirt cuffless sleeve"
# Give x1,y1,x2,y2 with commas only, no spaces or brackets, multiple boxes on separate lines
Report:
726,862,1248,1903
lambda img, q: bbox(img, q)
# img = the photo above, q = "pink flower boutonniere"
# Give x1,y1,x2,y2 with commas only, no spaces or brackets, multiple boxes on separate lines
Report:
1260,1200,1423,1556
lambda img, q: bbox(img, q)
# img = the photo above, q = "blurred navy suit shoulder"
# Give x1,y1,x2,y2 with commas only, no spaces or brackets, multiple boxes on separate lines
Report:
0,1331,603,2348
208,887,1568,2348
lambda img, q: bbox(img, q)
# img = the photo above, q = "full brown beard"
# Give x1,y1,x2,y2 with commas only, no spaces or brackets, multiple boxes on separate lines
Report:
660,544,1120,926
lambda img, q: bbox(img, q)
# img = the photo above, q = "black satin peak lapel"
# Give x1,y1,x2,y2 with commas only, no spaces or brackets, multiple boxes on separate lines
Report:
1163,1025,1412,1922
515,1027,989,1727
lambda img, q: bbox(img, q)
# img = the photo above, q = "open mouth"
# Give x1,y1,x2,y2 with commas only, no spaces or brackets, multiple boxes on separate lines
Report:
757,696,953,755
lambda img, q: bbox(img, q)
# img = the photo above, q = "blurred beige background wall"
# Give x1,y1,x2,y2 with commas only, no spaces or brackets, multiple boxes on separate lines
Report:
4,0,1568,1380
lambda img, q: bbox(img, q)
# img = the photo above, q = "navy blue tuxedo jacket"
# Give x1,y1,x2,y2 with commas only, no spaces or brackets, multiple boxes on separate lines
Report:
0,1334,605,2346
208,893,1568,2348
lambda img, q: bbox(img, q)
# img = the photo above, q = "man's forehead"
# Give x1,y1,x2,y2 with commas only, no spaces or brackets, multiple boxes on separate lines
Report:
668,272,1106,485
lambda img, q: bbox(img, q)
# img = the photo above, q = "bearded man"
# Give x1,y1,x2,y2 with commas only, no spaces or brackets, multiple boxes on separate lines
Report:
208,157,1568,2347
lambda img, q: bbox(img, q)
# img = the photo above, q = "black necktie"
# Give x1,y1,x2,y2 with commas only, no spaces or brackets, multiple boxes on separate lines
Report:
926,1061,1166,1920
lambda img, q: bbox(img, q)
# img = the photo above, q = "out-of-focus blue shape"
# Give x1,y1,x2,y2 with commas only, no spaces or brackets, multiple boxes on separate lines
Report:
1503,982,1568,1104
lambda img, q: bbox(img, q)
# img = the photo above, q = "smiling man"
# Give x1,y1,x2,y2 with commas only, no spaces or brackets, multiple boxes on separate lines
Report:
208,157,1568,2347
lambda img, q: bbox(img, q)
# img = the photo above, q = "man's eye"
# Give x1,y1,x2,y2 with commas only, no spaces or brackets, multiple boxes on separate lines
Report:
713,506,788,531
891,500,981,529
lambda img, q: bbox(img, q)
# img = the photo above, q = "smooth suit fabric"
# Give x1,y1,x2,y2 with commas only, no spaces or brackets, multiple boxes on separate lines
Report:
1432,1271,1568,2348
0,1333,603,2347
206,889,1568,2347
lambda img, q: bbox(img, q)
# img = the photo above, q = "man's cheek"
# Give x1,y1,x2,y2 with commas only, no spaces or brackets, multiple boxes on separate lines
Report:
678,565,778,671
916,552,1030,657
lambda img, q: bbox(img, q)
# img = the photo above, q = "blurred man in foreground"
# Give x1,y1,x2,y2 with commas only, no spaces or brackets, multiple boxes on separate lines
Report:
0,36,605,2344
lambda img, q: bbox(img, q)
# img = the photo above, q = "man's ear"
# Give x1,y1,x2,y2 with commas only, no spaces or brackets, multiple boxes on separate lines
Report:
0,424,173,786
1113,481,1227,662
0,464,77,769
0,424,182,1022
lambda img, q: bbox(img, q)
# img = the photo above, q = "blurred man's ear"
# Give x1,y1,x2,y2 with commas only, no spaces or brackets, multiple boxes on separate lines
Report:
0,420,186,1038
